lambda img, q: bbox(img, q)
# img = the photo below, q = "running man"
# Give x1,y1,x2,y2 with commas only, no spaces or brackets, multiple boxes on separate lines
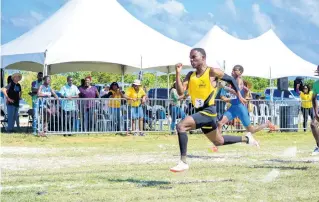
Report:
310,65,319,155
217,65,275,142
170,48,259,172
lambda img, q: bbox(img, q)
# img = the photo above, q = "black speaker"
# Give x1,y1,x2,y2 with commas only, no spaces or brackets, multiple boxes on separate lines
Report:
277,77,288,91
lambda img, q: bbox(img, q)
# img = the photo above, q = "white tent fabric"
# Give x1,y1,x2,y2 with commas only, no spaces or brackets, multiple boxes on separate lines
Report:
194,26,317,79
1,0,191,74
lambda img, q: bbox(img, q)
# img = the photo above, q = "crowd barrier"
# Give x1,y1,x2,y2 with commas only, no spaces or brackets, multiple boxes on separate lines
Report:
36,98,311,135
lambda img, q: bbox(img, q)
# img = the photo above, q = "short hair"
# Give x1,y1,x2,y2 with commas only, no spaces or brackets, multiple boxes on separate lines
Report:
191,48,206,58
233,65,244,73
67,76,72,81
38,72,43,75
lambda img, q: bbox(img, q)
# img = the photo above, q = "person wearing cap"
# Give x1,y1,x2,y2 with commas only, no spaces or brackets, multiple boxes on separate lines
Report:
126,79,147,136
310,65,319,155
30,72,43,134
108,82,132,132
1,73,22,133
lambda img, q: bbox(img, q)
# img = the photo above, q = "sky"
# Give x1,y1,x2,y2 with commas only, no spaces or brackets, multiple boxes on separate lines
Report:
1,0,319,65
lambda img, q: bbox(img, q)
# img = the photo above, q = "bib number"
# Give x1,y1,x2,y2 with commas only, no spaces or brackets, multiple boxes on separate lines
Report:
195,99,204,108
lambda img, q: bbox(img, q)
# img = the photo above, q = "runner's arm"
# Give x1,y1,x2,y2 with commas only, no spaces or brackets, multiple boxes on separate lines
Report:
176,71,192,96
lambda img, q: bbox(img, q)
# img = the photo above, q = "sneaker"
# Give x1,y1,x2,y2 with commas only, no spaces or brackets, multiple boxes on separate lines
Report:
170,161,189,172
245,132,260,148
267,120,276,132
311,147,319,156
139,132,146,136
209,146,218,152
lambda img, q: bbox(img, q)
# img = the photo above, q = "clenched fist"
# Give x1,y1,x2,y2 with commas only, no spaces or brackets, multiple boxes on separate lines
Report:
175,63,183,73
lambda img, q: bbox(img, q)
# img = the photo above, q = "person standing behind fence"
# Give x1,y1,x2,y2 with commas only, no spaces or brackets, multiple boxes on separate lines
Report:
300,84,313,132
37,76,59,136
107,82,132,132
30,72,43,135
79,77,99,132
126,79,146,136
170,82,186,135
59,76,80,134
1,73,22,133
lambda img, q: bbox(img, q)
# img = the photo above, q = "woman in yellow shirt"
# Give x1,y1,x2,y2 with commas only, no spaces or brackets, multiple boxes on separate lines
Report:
108,82,131,132
300,84,314,132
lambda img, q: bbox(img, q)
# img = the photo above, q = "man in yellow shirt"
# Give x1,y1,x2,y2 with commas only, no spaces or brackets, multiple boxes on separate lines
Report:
126,79,147,136
170,48,259,172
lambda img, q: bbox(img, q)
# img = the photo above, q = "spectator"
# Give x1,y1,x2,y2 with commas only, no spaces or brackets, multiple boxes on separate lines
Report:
126,79,147,136
30,72,43,135
59,76,80,134
300,84,314,132
1,73,22,133
100,85,110,97
37,76,59,135
79,77,99,131
108,82,132,131
7,75,12,84
79,79,85,88
7,75,20,130
169,82,186,135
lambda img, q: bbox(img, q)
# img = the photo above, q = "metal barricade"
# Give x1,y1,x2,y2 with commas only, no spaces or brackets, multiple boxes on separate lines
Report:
36,98,308,134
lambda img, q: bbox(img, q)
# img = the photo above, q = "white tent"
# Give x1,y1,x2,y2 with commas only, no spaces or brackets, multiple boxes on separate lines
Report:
1,0,191,74
194,26,317,79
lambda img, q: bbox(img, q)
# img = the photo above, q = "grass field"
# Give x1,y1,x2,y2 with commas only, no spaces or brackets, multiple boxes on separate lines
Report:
1,132,319,202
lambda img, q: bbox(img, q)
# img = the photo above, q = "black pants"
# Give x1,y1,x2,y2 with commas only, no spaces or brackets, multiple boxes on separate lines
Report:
301,107,314,131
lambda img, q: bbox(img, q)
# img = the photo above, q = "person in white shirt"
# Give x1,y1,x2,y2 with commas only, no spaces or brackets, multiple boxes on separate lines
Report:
59,76,80,133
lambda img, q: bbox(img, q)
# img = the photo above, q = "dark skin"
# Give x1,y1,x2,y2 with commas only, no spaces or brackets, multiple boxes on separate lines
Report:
31,73,43,94
311,69,319,145
37,77,59,99
60,77,79,100
175,50,246,146
82,78,99,98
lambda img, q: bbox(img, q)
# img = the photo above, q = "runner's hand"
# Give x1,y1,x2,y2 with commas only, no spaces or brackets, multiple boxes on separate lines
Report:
175,63,183,73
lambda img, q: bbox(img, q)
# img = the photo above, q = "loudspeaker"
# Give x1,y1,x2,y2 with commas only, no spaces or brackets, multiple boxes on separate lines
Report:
277,77,288,91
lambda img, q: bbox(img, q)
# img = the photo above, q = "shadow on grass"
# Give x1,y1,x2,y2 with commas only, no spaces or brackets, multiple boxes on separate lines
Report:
266,159,318,164
108,178,233,188
251,165,308,170
109,178,170,187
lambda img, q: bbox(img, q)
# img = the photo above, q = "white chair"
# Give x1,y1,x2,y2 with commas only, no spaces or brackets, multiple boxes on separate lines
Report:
259,103,272,124
152,105,167,131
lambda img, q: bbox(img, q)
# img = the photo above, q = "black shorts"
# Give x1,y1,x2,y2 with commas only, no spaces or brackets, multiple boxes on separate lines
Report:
191,105,217,134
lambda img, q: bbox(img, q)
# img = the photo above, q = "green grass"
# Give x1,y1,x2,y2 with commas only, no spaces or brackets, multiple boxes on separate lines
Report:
1,132,319,202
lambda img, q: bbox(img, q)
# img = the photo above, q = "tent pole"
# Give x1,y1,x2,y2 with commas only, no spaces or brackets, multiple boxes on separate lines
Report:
167,66,170,99
43,50,48,76
269,66,273,102
121,65,125,90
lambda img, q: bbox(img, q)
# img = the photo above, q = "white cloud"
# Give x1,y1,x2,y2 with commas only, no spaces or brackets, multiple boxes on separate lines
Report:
232,31,239,38
247,34,254,39
270,0,319,27
129,0,186,17
208,12,214,18
252,4,275,33
221,25,229,32
225,0,236,17
10,10,44,28
30,11,44,22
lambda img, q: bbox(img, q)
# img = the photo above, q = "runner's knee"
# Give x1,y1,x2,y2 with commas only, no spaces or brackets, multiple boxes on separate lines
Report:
176,123,186,133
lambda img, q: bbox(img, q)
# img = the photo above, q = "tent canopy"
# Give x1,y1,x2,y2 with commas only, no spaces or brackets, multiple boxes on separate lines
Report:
194,26,317,79
1,0,191,74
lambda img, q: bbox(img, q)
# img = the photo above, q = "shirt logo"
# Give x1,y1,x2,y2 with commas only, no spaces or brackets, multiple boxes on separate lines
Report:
199,80,206,88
